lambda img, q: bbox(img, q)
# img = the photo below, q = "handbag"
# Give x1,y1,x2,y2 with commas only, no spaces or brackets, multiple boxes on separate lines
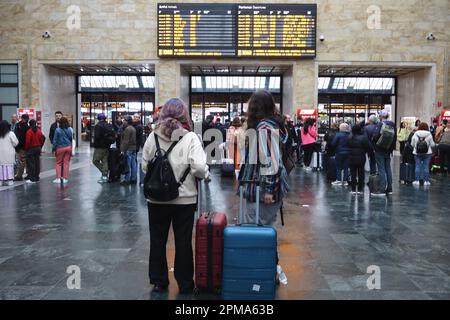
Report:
72,139,76,156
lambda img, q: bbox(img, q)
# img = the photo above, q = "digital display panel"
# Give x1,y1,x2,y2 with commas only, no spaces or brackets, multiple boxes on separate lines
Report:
158,3,317,58
158,3,236,57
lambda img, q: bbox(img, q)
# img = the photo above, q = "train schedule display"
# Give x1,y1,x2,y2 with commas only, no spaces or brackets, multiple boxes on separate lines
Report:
157,3,317,59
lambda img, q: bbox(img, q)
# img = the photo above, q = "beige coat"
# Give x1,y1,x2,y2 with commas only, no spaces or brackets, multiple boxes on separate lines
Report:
142,127,208,205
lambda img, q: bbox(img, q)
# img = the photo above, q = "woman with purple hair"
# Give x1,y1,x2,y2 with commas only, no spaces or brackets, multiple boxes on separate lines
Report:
142,98,209,294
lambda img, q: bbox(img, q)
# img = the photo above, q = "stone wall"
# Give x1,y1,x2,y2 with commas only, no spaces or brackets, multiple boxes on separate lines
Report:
0,0,448,116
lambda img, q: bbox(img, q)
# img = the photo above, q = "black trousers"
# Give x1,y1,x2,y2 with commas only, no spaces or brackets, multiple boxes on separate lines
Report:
399,141,406,155
350,164,365,192
303,143,315,167
26,147,41,182
147,202,196,289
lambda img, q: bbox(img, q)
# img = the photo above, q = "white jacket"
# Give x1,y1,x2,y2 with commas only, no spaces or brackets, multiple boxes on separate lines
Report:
411,130,435,155
0,131,19,165
142,127,208,205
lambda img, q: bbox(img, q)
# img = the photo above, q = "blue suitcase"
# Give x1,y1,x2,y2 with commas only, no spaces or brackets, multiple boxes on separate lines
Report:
222,183,277,300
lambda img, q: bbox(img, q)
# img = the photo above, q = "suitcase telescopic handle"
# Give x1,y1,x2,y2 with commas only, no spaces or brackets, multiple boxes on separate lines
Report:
238,181,261,226
197,180,202,218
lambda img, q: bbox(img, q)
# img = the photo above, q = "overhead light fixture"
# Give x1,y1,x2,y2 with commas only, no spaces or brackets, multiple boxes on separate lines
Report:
80,67,84,72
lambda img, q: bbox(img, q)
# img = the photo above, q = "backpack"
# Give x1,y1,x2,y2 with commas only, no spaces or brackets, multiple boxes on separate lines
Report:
375,122,395,150
440,130,450,145
104,123,116,145
416,136,429,154
143,134,190,202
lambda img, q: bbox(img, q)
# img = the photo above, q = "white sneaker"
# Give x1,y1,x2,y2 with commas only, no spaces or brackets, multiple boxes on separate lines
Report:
53,179,62,184
7,180,14,186
62,179,69,184
424,181,431,186
343,182,349,186
332,181,342,186
412,180,420,186
25,180,36,184
350,191,357,195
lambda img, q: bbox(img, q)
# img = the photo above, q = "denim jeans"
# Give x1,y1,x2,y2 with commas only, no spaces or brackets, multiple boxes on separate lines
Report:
414,154,431,182
375,151,392,192
125,150,137,182
335,152,349,182
368,151,377,175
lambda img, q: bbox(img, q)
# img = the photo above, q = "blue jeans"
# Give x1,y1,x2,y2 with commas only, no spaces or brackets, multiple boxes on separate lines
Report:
368,151,377,175
335,152,349,182
125,151,137,182
375,151,393,192
414,154,431,182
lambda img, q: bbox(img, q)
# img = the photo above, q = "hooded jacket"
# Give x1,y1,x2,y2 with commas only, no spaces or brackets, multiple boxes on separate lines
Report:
142,127,208,205
332,131,351,154
348,133,371,166
411,130,435,155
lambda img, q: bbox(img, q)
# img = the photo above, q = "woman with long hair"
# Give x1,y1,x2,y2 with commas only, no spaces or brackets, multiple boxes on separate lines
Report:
52,117,73,184
0,120,19,186
300,117,318,170
142,98,208,294
243,90,289,225
24,119,45,183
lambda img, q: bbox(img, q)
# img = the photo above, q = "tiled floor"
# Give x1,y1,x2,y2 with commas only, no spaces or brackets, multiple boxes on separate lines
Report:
0,151,450,300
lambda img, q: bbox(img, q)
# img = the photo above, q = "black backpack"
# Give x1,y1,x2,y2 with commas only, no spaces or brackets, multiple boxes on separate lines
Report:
143,134,190,202
416,136,429,154
104,123,116,145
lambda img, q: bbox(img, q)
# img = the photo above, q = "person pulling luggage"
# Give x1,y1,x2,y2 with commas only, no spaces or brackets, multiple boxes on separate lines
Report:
142,98,209,294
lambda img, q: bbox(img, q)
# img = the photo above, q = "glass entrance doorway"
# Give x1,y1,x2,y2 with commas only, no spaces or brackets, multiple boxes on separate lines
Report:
318,77,396,127
190,75,282,123
78,75,155,145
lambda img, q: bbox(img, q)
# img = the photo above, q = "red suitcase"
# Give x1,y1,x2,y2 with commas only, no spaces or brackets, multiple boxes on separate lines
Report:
195,182,227,294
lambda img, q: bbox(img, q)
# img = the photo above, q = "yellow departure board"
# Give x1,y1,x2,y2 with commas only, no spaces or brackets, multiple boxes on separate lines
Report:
237,4,316,57
158,3,236,57
157,3,317,58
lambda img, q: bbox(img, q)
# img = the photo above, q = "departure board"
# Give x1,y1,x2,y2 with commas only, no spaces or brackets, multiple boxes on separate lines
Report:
237,4,316,58
157,3,317,58
158,3,236,57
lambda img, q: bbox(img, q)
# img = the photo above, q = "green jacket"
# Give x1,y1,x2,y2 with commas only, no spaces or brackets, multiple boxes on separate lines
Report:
120,125,137,152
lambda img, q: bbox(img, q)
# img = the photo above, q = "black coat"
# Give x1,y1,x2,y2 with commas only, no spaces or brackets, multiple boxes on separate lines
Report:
14,121,29,150
94,121,114,149
348,134,370,166
49,122,58,144
133,123,144,152
324,128,338,156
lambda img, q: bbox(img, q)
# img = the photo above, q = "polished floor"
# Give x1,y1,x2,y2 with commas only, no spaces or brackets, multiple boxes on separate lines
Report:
1,149,450,300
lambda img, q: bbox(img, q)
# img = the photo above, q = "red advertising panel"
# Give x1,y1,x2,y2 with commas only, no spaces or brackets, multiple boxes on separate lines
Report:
36,111,42,128
296,108,318,121
18,108,35,119
441,109,450,122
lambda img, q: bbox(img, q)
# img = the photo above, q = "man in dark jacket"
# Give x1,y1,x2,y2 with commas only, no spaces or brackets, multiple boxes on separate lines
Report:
132,114,144,153
49,111,63,146
14,114,30,180
93,113,115,184
363,115,378,175
371,110,397,196
120,116,137,186
348,124,371,194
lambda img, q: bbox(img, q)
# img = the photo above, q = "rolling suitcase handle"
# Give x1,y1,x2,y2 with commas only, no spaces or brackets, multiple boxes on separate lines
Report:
238,180,262,226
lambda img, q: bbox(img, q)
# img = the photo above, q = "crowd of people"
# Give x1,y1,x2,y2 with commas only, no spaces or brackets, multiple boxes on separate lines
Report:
2,91,450,296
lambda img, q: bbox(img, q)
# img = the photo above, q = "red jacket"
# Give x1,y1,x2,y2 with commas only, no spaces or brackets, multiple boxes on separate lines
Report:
25,128,45,151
